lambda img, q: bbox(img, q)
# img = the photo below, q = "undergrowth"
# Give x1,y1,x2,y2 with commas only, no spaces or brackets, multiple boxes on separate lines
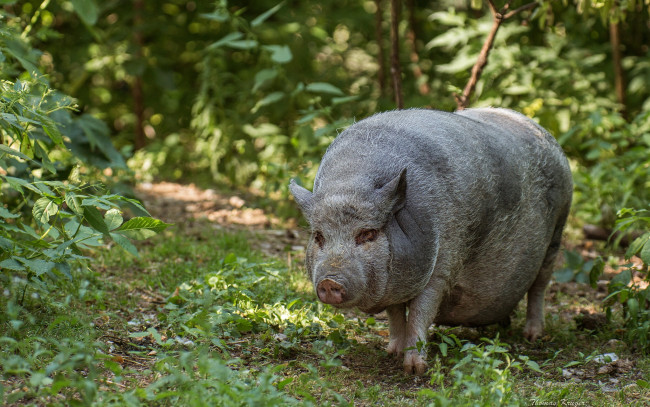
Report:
1,222,650,406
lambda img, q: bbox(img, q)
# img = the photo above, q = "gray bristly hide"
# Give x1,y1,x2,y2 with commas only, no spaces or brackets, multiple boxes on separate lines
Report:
289,108,573,375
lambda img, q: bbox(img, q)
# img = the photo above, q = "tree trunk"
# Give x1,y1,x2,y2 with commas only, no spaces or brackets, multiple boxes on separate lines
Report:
133,0,146,150
405,0,430,95
609,21,627,118
375,0,386,96
390,0,403,109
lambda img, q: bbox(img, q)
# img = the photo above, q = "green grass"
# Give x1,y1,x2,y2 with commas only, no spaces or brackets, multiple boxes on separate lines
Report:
2,221,650,406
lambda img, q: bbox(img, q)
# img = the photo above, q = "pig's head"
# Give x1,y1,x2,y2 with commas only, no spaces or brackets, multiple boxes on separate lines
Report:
289,169,407,313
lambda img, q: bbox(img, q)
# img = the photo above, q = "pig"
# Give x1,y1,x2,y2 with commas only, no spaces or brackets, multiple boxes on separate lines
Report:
289,108,572,374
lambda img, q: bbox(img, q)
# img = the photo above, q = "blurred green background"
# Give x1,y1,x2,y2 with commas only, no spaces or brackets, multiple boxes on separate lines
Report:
2,0,649,223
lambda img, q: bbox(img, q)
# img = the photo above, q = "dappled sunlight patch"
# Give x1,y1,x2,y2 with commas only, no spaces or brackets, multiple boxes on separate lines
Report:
135,181,281,229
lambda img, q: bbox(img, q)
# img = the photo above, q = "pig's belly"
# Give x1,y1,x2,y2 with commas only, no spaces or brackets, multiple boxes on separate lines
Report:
433,268,536,327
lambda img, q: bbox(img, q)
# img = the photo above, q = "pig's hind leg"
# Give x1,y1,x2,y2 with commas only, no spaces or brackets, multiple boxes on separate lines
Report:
523,218,565,341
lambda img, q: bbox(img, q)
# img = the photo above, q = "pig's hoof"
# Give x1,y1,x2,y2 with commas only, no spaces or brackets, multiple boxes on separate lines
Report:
523,321,543,342
403,350,428,375
386,339,405,356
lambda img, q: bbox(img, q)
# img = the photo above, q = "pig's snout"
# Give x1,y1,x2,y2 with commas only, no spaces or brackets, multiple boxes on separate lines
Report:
317,278,346,305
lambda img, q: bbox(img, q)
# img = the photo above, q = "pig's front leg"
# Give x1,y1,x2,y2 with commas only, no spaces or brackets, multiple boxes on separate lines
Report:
402,275,447,375
386,303,407,355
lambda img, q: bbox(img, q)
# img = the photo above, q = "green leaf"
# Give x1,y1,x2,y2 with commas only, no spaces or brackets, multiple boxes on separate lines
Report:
306,82,344,96
276,377,293,391
104,208,123,231
110,232,138,256
525,359,543,373
223,253,237,264
263,45,292,64
42,121,65,148
251,2,284,27
332,95,359,105
33,197,59,224
116,217,171,240
3,176,41,194
589,257,605,288
208,32,244,50
0,207,19,219
2,39,40,74
0,258,25,271
0,144,33,161
0,236,12,251
81,196,114,210
640,240,650,265
251,92,284,113
553,268,575,283
201,9,229,22
226,40,259,50
147,327,163,344
65,192,84,215
71,0,99,25
627,298,639,321
54,235,89,255
33,182,55,197
611,268,632,287
33,139,56,174
252,68,278,93
619,290,629,303
18,258,55,276
625,233,649,259
76,115,126,168
439,342,448,357
236,318,252,333
83,206,109,235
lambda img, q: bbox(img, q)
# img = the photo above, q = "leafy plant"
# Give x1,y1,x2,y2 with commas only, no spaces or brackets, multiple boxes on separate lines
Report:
1,1,170,298
419,335,540,406
0,76,170,300
603,206,650,348
187,1,360,199
1,177,169,280
1,7,171,405
570,110,650,225
132,348,302,406
554,249,605,284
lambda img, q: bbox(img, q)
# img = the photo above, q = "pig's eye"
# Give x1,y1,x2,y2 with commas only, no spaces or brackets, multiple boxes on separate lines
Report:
314,231,325,248
355,229,379,245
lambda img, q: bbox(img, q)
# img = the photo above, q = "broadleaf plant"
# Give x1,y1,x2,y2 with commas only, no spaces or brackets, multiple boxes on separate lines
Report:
1,16,171,300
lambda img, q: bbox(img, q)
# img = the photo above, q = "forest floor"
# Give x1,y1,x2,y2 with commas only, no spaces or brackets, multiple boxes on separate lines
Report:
127,181,650,406
3,181,649,406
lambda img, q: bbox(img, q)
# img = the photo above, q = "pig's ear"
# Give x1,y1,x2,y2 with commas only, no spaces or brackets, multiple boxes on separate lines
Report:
376,168,407,215
289,179,314,216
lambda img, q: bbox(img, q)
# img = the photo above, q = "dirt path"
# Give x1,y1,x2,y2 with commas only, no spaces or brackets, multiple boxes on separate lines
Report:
135,181,305,258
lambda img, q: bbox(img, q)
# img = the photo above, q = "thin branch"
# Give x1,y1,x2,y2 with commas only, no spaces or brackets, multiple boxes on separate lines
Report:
487,0,500,16
455,1,538,110
503,2,538,19
455,12,502,109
